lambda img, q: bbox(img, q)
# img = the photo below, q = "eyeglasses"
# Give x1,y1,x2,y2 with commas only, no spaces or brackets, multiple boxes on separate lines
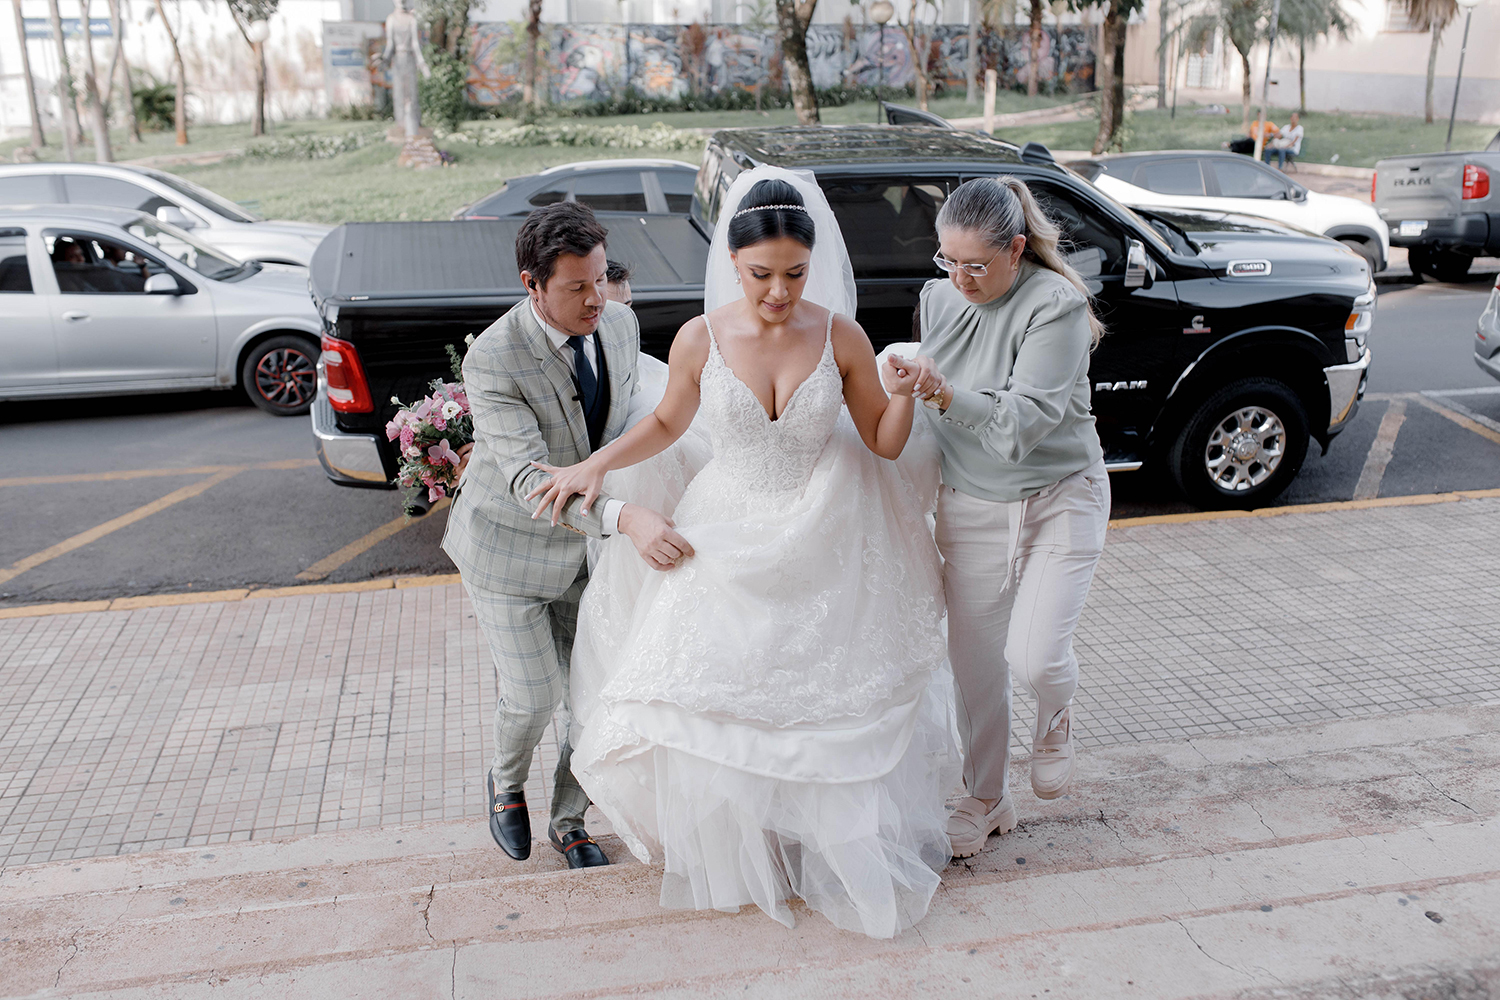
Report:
933,247,1005,277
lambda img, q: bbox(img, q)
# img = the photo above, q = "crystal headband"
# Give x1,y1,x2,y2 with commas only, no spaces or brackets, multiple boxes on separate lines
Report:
731,204,810,219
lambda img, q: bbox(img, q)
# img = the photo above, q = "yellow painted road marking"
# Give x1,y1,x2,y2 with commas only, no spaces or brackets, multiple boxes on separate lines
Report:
0,469,243,586
6,490,1500,621
1352,399,1407,500
0,459,318,489
1409,393,1500,448
295,497,451,582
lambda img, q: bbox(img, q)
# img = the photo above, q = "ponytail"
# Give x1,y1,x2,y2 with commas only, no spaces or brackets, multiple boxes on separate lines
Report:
936,176,1105,348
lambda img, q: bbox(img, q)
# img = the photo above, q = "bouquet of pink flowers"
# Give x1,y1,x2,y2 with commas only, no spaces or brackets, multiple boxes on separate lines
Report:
387,378,473,514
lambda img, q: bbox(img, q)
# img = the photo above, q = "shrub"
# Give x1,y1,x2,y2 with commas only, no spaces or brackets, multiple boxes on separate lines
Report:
420,48,470,131
132,73,176,132
239,128,386,160
435,120,706,151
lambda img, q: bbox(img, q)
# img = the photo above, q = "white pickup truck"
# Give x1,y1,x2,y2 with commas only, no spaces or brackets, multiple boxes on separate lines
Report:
1374,131,1500,282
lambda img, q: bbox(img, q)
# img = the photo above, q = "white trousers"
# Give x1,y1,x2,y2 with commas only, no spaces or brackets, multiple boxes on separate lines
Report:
934,459,1110,801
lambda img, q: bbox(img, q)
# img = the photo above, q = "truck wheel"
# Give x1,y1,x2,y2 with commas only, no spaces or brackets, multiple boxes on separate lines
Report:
1169,378,1309,511
1408,246,1473,283
242,335,320,416
1337,237,1379,273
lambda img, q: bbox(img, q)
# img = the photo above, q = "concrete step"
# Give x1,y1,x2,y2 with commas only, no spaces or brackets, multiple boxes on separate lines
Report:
3,704,1497,999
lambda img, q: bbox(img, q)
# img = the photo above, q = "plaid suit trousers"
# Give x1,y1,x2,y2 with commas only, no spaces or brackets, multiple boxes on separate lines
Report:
465,570,592,834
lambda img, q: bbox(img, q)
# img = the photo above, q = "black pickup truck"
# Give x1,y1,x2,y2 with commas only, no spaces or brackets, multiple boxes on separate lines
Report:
310,125,1373,509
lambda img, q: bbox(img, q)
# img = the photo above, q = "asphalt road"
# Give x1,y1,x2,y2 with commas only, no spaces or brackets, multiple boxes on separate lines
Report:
3,273,1498,607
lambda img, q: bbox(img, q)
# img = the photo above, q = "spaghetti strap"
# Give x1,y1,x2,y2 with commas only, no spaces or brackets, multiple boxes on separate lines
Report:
703,313,720,354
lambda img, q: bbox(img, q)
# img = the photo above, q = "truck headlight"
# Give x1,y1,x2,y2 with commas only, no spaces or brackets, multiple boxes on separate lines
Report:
1344,289,1374,361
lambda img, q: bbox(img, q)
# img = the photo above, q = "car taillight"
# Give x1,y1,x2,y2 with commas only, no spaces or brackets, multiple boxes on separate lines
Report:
1463,165,1490,200
1370,171,1377,203
321,334,373,413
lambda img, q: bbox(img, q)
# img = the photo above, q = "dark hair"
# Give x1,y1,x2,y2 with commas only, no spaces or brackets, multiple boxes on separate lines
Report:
605,259,632,284
726,178,816,252
515,202,609,289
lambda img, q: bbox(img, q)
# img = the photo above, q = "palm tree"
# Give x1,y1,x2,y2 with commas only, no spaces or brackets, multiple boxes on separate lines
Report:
152,0,189,144
1276,0,1354,114
227,0,279,137
1177,0,1269,133
1403,0,1457,123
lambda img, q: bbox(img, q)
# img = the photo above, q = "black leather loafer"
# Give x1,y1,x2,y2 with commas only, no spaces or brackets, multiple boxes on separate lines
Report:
549,827,610,869
486,772,531,860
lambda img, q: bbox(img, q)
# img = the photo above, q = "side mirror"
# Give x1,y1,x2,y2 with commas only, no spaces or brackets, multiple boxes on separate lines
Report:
156,205,200,230
144,272,182,295
1124,238,1153,289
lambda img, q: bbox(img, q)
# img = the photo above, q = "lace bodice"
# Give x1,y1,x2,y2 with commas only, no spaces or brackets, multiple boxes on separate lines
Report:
696,311,843,500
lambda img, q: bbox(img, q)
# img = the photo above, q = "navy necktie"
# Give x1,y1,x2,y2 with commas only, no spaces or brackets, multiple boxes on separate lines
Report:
567,335,599,415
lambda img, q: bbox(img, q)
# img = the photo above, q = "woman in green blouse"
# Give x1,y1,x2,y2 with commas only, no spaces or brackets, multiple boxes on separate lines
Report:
904,176,1111,859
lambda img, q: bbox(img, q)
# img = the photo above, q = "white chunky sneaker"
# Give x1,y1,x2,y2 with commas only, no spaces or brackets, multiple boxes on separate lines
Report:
946,794,1018,859
1031,706,1076,800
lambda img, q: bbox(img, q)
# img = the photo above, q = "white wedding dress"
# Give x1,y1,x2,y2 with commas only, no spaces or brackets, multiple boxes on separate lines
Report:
570,308,959,938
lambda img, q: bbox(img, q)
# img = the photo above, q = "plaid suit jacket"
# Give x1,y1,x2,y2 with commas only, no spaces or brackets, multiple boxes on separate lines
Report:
442,299,639,599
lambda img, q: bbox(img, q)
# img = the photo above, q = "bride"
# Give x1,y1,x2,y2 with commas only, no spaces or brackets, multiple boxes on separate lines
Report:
526,168,959,938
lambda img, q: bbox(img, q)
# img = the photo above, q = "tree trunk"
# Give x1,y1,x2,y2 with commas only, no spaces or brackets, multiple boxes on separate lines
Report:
1091,1,1119,154
1424,25,1440,124
522,0,543,107
775,0,819,125
1028,0,1043,98
1110,15,1125,140
45,0,78,159
254,40,267,134
1298,39,1305,114
966,0,979,104
10,0,46,147
152,0,187,144
1156,0,1166,108
78,0,113,161
105,0,139,142
1240,49,1252,133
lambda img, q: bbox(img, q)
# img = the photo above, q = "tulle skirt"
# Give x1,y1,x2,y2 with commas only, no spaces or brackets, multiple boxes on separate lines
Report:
573,352,958,938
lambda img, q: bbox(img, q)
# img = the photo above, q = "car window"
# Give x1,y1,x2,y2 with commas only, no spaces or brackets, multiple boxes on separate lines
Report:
46,233,157,294
62,174,173,214
527,185,568,208
0,229,32,292
122,217,243,280
135,167,263,222
822,178,954,280
1211,159,1288,199
572,171,648,213
1027,182,1127,278
0,174,58,206
1136,159,1206,196
658,169,695,214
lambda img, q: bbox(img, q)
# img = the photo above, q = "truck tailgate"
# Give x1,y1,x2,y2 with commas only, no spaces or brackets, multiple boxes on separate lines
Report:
1375,155,1464,228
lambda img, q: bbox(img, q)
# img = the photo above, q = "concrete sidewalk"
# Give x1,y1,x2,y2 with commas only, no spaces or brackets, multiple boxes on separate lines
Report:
2,494,1499,996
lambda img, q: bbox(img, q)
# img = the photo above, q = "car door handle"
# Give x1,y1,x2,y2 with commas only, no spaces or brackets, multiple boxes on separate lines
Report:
62,311,89,321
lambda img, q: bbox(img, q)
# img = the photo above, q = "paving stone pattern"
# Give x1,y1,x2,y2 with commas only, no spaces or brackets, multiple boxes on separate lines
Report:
2,498,1499,869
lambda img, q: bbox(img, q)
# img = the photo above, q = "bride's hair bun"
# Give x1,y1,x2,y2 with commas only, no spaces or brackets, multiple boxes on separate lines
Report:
727,178,817,252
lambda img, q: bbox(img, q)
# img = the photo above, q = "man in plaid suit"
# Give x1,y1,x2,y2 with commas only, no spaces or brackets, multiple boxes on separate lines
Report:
443,203,692,868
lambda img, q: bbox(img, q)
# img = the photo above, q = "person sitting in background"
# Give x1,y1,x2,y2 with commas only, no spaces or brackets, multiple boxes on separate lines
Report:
605,259,632,307
1226,117,1278,156
1263,112,1304,170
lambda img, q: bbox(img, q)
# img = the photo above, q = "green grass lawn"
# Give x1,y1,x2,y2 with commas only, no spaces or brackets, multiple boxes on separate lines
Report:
6,97,1492,224
995,104,1498,166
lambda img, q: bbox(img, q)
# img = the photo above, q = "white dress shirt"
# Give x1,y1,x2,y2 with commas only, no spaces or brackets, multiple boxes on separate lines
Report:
531,303,626,536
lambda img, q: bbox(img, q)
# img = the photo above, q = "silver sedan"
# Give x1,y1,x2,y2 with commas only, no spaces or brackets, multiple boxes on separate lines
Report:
0,206,323,415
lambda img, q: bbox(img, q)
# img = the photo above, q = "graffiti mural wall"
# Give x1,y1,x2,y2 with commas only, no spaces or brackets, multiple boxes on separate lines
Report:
371,22,1095,107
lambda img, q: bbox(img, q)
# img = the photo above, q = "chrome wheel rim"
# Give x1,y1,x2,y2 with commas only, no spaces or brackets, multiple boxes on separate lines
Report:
1203,405,1285,492
255,347,316,407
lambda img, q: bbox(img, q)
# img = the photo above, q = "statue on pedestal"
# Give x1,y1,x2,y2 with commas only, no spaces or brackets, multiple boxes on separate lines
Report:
379,0,430,139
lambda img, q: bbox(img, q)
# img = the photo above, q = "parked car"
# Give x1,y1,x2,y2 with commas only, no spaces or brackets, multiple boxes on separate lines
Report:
0,206,323,415
452,159,698,219
1072,150,1389,273
310,126,1373,510
0,163,331,266
1477,271,1500,383
1374,143,1499,282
